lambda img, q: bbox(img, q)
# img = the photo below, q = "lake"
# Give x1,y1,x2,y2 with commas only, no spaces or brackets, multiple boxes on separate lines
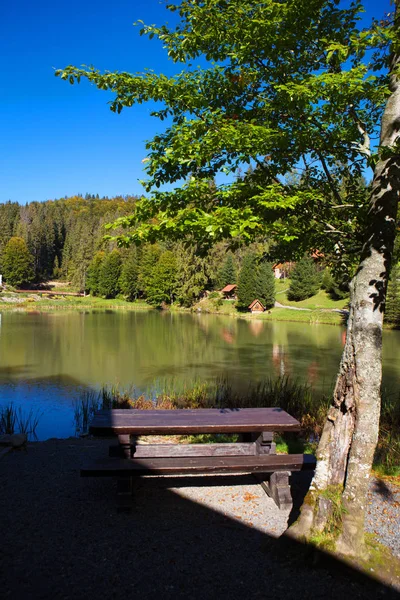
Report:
0,311,399,440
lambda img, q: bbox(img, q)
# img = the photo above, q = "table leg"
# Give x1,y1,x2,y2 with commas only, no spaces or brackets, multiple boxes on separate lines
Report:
255,431,276,455
258,471,293,510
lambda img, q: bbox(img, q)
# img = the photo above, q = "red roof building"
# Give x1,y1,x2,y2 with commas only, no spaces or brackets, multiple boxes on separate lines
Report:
221,284,237,298
248,299,265,313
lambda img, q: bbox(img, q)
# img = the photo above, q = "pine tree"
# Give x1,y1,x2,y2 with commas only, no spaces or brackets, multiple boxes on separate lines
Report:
2,237,34,287
237,253,258,310
217,253,236,289
98,250,122,298
119,249,139,300
138,244,162,297
86,251,105,296
385,265,400,326
176,243,208,307
287,255,321,301
145,250,178,306
321,267,349,300
52,255,62,279
255,262,275,309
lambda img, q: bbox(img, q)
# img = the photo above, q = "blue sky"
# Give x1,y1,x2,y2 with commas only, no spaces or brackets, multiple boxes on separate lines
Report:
0,0,391,204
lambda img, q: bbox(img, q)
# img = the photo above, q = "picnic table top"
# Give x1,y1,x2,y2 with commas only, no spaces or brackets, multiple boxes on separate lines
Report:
89,407,301,436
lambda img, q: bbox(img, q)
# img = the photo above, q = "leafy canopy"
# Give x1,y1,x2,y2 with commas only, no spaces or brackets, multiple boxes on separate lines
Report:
56,0,395,266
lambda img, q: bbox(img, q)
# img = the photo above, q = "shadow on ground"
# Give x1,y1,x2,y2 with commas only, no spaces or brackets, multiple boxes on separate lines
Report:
0,439,398,600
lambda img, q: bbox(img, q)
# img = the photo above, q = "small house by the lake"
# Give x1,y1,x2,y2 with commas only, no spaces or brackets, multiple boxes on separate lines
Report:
221,284,237,299
248,299,265,313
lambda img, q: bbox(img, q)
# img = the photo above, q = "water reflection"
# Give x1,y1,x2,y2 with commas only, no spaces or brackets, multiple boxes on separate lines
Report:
0,311,399,439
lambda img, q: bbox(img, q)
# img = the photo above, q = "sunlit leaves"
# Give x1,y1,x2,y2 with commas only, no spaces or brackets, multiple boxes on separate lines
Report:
56,0,393,263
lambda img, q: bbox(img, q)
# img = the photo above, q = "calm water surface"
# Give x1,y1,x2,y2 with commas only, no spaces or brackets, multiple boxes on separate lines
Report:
0,311,399,439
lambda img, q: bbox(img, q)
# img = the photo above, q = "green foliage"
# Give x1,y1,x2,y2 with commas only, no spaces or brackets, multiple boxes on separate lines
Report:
288,255,321,301
1,237,34,287
57,0,393,267
255,261,275,309
217,253,236,289
86,251,105,296
98,250,122,298
119,249,139,300
145,250,178,306
138,244,162,296
384,265,400,326
321,267,349,300
175,243,209,307
237,252,258,309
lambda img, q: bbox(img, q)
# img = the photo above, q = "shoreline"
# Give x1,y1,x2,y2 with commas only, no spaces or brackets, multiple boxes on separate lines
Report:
0,295,346,326
1,292,398,329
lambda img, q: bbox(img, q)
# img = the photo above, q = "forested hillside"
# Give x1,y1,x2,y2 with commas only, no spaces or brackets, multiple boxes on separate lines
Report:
0,195,274,307
0,195,399,324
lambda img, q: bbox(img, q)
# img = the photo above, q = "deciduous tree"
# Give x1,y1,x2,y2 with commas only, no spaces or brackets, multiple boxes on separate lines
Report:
57,0,400,556
2,237,34,287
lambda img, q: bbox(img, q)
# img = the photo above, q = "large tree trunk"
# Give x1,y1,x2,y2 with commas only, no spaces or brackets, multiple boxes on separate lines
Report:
290,11,400,557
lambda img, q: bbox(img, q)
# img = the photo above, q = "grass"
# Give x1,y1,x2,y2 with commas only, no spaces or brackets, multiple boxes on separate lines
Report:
242,308,344,325
275,280,349,310
0,293,153,312
0,403,41,439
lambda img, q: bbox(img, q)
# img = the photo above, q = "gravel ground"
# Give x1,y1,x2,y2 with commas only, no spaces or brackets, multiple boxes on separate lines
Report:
0,438,399,600
366,479,400,557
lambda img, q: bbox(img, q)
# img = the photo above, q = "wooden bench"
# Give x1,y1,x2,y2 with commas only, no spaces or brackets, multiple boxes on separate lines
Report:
82,408,316,510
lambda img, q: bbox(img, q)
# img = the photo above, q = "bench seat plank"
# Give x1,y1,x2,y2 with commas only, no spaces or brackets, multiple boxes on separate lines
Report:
89,408,301,436
81,453,316,477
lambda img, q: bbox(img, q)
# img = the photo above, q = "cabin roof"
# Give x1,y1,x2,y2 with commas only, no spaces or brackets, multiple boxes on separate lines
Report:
248,299,265,310
221,284,237,292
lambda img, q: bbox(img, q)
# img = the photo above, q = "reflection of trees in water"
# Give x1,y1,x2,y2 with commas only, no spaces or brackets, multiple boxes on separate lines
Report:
0,312,399,398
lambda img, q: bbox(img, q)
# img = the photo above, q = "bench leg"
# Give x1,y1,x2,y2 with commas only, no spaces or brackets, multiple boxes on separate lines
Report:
116,477,133,511
255,432,276,455
257,471,293,511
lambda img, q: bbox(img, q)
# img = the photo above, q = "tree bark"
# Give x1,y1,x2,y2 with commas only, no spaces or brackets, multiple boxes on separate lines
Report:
289,6,400,557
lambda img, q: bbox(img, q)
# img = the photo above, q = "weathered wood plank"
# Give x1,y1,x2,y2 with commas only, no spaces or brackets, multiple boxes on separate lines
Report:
89,408,301,436
81,453,316,477
133,442,256,458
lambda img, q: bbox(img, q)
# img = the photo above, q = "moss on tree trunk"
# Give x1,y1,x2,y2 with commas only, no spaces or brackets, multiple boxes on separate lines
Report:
290,10,400,556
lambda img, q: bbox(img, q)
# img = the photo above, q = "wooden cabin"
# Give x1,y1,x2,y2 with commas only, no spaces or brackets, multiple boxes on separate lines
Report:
221,284,237,299
248,299,265,313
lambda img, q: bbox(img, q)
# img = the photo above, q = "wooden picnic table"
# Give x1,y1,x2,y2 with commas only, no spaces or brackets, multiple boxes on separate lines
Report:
83,407,315,510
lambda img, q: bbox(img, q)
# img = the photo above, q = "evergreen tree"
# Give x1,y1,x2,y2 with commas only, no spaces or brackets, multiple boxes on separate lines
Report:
138,244,162,297
176,243,208,307
255,262,275,309
321,267,349,300
237,253,258,310
288,255,321,301
217,253,236,289
119,249,139,300
52,255,62,279
385,265,400,326
86,251,105,296
2,237,34,287
98,250,122,298
146,250,178,306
